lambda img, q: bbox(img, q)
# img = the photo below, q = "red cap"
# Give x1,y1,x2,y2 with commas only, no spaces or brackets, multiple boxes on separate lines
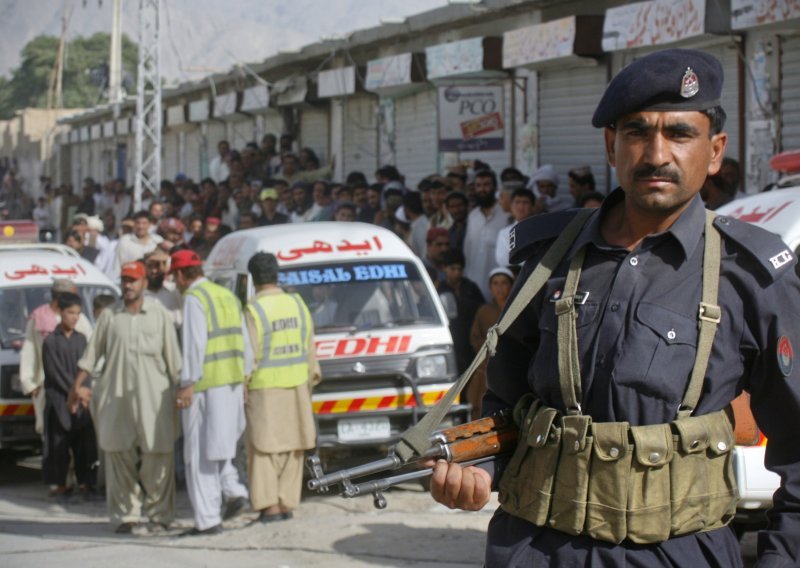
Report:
205,217,221,227
120,261,146,280
170,249,203,272
426,227,448,243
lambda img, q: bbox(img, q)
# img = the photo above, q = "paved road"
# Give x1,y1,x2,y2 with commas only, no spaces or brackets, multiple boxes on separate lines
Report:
0,453,758,567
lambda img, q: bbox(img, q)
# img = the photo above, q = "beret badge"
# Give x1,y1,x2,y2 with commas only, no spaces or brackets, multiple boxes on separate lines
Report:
680,67,699,98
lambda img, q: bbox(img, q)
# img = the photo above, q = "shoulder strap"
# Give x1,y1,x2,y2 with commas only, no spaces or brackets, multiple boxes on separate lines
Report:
395,208,595,462
678,211,721,418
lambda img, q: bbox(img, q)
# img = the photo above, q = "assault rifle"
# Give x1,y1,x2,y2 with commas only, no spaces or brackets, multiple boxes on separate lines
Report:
306,411,518,509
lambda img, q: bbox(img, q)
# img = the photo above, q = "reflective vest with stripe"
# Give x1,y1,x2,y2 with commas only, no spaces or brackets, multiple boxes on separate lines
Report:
246,292,311,390
186,280,245,393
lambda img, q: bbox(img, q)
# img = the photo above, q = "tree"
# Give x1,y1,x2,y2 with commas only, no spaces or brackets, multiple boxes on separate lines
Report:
0,33,139,119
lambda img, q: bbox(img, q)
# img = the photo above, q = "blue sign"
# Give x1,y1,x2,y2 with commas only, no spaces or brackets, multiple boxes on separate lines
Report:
279,263,409,287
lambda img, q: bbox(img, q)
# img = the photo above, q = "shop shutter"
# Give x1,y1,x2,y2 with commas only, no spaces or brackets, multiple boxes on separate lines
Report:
343,95,379,180
781,36,800,151
395,89,438,187
299,106,330,163
538,64,609,193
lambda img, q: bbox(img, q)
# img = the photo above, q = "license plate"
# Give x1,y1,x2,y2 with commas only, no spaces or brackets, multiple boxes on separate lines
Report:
337,417,391,442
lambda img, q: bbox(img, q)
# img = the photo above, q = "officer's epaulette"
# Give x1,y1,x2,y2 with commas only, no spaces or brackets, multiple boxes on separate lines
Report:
509,209,582,265
714,215,797,283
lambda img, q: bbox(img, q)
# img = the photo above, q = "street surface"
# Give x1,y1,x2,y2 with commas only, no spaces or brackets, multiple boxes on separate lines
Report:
0,453,758,567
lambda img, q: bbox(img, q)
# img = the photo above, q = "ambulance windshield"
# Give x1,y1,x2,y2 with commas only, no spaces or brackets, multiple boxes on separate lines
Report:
279,261,441,331
0,285,118,348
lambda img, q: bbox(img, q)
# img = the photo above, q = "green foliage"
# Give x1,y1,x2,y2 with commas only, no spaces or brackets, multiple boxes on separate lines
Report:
0,33,138,119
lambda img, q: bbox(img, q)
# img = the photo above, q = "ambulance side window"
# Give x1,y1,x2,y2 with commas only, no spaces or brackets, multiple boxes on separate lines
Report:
236,274,250,307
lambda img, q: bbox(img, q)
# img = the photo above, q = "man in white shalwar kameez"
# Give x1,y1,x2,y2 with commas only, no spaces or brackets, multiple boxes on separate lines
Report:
171,249,251,536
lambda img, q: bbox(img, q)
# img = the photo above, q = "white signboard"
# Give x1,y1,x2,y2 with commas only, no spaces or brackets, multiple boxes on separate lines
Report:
426,37,485,80
438,85,505,152
103,121,115,138
602,0,707,51
732,0,800,29
90,124,101,140
318,67,356,98
167,104,185,126
189,100,210,122
214,92,237,117
503,17,577,68
241,85,270,112
117,117,130,135
366,53,414,90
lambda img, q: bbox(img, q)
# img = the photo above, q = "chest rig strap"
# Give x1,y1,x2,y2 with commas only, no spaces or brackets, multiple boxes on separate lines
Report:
552,211,721,419
394,209,596,462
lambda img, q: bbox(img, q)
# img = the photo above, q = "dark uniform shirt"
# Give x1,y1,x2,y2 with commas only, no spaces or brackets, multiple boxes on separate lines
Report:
483,188,800,567
42,325,89,431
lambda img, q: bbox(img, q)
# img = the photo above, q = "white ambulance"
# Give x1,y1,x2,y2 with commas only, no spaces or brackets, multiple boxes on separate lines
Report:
205,222,470,464
0,223,120,449
716,149,800,534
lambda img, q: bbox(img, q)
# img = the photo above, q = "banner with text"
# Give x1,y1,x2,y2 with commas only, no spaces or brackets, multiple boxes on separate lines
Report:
437,85,505,152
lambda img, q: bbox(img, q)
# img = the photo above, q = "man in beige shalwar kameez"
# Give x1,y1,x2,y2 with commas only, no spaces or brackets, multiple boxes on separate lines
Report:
70,261,181,533
243,252,320,523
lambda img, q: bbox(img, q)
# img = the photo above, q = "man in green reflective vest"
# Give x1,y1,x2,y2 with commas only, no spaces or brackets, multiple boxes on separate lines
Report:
244,252,320,524
171,249,252,536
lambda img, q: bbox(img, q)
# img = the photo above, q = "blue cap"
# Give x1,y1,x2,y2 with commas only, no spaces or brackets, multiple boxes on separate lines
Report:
592,48,724,128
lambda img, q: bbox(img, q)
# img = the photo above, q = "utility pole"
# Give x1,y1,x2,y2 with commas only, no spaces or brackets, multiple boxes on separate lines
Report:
108,0,123,106
47,6,72,110
133,0,161,212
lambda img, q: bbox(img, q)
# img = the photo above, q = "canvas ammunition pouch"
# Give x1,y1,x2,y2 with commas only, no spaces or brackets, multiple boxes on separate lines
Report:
499,399,737,543
498,212,738,544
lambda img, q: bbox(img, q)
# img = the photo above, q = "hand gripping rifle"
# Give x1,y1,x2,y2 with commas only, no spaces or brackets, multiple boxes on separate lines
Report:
307,211,594,509
306,412,518,509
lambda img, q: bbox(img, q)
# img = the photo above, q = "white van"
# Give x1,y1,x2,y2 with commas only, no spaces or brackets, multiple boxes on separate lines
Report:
205,222,470,463
0,228,120,449
715,149,800,533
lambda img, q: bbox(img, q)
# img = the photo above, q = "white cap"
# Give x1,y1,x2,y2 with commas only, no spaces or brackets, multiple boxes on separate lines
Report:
530,164,559,187
87,215,104,232
394,206,410,224
488,267,514,282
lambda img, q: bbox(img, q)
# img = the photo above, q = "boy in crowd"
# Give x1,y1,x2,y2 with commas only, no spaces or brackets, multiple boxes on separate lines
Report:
42,293,97,502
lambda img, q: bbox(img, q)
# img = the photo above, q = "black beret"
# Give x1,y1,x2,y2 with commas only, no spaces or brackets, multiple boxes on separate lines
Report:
592,48,724,128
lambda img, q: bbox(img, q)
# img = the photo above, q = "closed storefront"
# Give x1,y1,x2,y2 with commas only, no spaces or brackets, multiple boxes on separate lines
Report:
162,130,180,181
781,35,800,151
343,94,378,178
206,121,227,156
706,42,741,160
299,106,330,162
262,110,284,140
184,126,202,181
395,89,437,186
538,64,609,192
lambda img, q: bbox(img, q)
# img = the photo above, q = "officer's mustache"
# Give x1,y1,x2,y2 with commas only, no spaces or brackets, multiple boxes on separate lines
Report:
633,165,681,183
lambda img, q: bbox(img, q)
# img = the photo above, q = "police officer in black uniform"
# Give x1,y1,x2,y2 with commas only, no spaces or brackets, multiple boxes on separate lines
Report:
429,48,800,567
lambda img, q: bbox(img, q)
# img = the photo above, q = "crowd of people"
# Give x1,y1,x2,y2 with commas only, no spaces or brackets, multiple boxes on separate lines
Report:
4,121,749,534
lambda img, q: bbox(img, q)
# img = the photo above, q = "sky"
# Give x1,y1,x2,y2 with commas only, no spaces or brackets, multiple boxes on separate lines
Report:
0,0,451,83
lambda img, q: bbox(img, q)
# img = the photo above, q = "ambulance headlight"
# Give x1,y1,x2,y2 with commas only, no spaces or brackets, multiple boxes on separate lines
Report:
416,354,448,379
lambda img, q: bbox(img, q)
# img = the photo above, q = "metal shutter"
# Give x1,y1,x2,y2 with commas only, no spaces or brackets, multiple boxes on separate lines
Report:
781,36,800,151
343,95,379,179
229,116,255,149
539,64,609,193
299,106,330,163
705,43,741,161
395,89,438,187
263,110,284,139
184,126,202,181
460,79,514,177
162,130,179,181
